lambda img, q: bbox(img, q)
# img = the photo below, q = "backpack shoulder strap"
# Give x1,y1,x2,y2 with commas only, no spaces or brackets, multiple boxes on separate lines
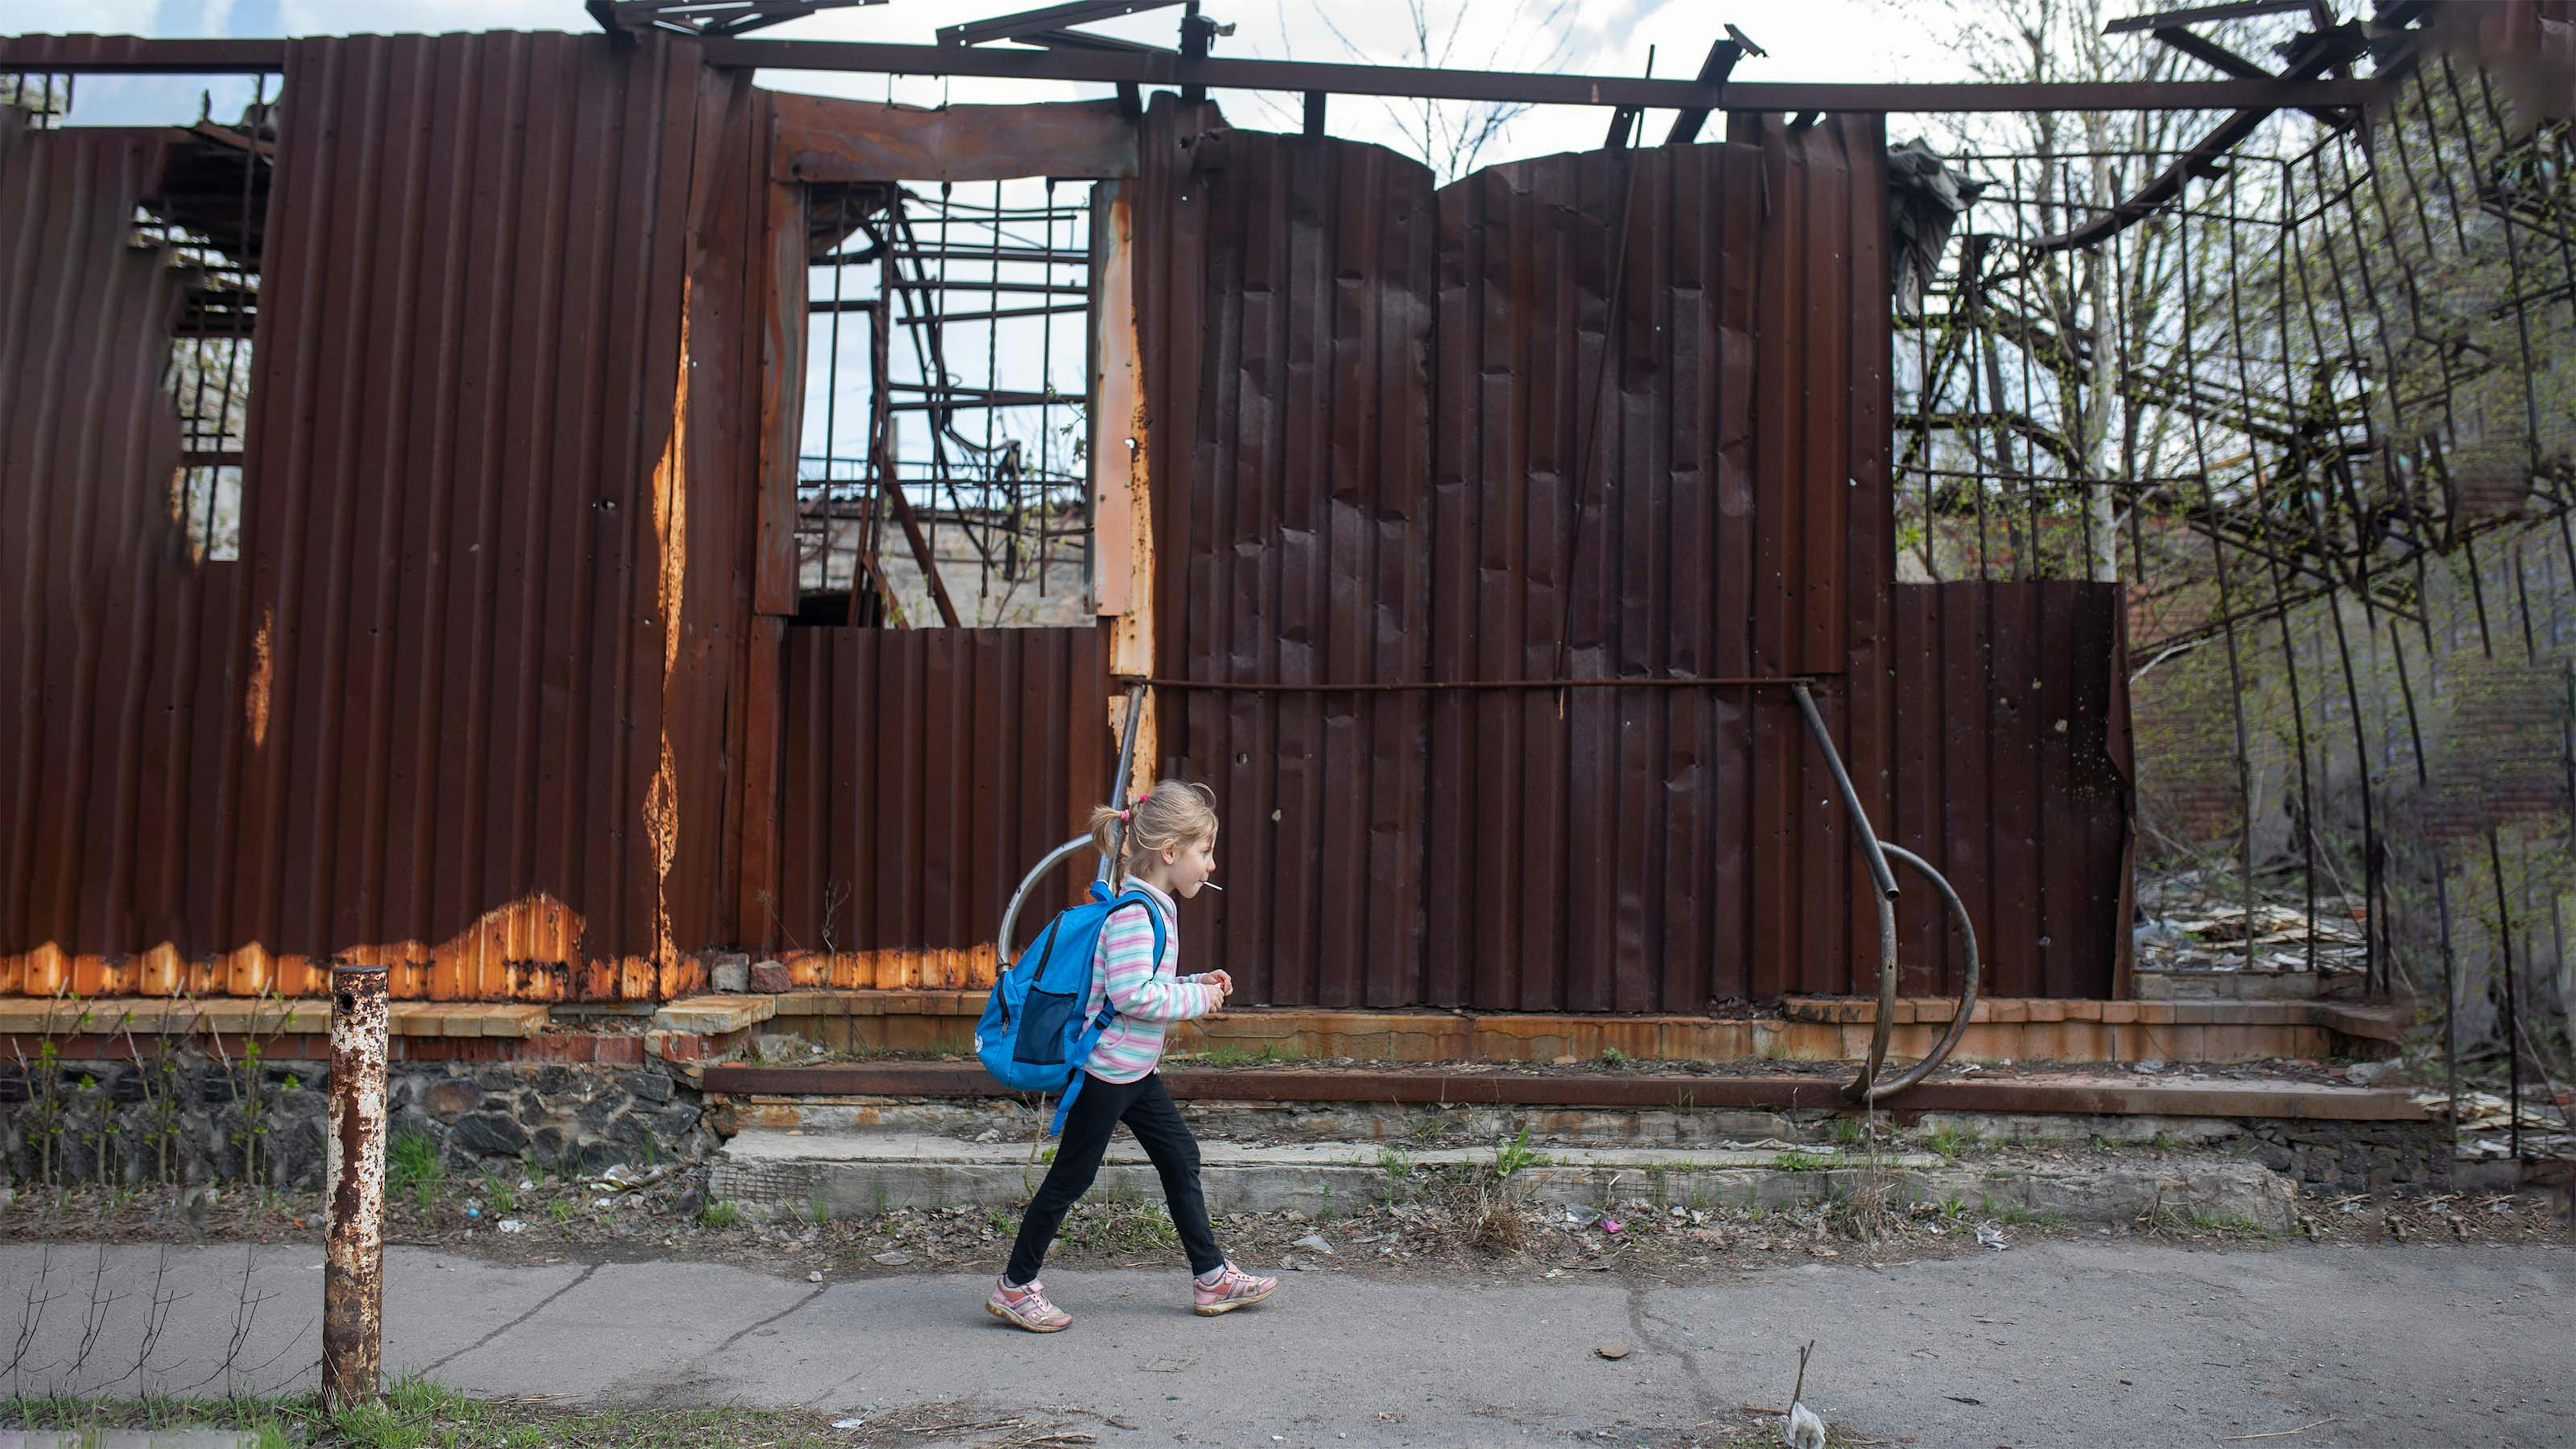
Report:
1049,892,1168,1137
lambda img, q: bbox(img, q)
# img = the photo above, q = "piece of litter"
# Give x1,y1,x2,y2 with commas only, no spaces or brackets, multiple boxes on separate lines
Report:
833,1418,866,1430
872,1250,913,1267
497,1219,528,1234
1595,1342,1630,1360
1293,1233,1335,1255
808,1271,824,1283
518,1179,535,1191
1975,1223,2008,1251
1600,1219,1622,1233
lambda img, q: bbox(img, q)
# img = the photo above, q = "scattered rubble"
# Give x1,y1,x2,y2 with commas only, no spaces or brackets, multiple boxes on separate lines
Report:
2133,869,2370,979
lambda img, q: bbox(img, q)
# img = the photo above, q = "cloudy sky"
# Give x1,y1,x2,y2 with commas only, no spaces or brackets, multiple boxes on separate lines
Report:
28,0,1973,175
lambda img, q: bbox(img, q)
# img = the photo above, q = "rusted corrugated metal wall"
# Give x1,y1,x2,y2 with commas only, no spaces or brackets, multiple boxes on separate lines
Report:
765,627,1110,987
1138,103,1440,1008
0,32,764,1000
0,117,206,997
1139,105,1902,1008
1888,581,2132,999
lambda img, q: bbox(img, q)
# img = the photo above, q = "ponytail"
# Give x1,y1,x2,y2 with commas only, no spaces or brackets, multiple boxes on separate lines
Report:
1089,779,1219,887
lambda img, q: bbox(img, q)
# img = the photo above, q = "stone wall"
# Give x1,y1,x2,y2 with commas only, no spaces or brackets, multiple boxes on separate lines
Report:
2242,1118,2452,1195
0,1055,710,1190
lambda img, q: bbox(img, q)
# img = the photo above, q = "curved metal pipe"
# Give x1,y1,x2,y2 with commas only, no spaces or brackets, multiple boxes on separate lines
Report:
1848,843,1985,1104
1790,684,1983,1104
998,834,1095,969
998,685,1150,969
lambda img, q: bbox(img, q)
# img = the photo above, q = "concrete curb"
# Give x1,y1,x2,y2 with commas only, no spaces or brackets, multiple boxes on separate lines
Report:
708,1129,2298,1233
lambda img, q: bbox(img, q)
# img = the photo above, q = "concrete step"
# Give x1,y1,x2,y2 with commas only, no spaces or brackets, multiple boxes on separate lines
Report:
706,1127,2298,1234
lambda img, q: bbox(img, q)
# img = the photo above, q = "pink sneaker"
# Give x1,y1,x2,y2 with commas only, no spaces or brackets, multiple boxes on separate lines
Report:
1191,1262,1277,1316
986,1277,1073,1332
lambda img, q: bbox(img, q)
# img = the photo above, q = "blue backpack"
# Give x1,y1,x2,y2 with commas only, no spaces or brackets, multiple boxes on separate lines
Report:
975,881,1166,1135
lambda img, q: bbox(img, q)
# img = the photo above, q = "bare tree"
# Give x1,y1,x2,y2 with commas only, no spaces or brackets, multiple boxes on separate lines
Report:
1905,0,2326,582
1293,0,1580,183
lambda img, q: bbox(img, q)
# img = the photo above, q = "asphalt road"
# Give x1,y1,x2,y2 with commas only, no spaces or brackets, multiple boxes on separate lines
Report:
1,1240,2566,1447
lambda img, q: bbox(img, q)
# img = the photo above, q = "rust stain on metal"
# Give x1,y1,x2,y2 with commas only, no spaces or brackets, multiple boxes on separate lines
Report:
246,608,273,747
770,93,1137,185
1,893,613,1000
647,280,693,989
773,943,1002,990
323,962,388,1410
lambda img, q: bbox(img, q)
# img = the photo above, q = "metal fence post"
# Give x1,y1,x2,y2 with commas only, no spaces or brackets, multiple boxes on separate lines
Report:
323,963,389,1410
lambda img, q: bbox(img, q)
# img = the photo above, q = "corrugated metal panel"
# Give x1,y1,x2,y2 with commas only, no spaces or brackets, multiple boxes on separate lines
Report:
0,118,204,998
1139,106,1440,1008
766,626,1109,987
1887,581,2132,999
0,32,763,1000
1137,103,1904,1008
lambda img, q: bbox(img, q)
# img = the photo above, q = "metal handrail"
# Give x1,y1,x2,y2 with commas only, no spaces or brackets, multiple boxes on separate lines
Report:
996,683,1147,969
1790,684,1985,1104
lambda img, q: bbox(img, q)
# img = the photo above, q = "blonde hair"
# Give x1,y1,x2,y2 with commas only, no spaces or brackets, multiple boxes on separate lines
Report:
1089,779,1218,886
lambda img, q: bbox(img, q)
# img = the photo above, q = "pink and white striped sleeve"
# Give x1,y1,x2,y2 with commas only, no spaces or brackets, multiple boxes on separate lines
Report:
1097,904,1214,1023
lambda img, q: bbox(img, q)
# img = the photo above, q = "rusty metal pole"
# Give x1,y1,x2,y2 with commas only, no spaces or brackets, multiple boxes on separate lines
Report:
323,963,389,1411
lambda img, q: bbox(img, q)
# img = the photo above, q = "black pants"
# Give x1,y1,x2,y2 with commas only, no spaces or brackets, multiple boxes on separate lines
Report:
1006,1070,1223,1284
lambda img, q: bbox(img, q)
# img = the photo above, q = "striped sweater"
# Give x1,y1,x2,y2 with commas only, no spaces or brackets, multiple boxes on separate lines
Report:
1081,877,1218,1082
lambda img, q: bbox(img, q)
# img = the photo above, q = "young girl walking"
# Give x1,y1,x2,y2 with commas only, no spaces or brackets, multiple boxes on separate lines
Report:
986,780,1279,1332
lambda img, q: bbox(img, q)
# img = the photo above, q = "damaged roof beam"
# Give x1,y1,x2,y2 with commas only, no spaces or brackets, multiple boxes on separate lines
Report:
691,37,2383,111
0,34,2389,112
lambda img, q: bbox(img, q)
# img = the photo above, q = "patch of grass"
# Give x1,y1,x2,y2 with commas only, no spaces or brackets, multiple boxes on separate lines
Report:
6,1376,912,1447
386,1128,444,1214
481,1174,516,1215
806,1193,833,1224
701,1199,741,1229
1771,1149,1832,1172
1195,1044,1256,1068
1596,1046,1628,1069
1979,1196,2059,1228
1059,1188,1180,1255
1921,1124,1980,1161
550,1197,575,1224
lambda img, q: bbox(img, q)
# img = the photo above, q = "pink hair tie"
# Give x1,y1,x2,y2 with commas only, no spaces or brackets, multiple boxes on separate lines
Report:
1118,808,1132,821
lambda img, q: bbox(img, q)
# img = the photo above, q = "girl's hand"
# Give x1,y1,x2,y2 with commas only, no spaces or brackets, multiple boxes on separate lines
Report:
1204,969,1235,999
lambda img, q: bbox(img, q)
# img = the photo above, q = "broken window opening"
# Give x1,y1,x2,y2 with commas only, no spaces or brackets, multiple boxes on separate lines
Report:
5,70,276,561
795,175,1095,627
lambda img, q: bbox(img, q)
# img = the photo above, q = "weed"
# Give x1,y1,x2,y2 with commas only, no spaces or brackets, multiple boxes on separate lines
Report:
483,1175,517,1215
550,1197,575,1224
1825,1116,1866,1146
387,1129,444,1214
806,1193,833,1224
1771,1150,1831,1172
1377,1146,1416,1204
1493,1125,1544,1180
700,1199,741,1229
1196,1044,1255,1069
1596,1047,1628,1069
